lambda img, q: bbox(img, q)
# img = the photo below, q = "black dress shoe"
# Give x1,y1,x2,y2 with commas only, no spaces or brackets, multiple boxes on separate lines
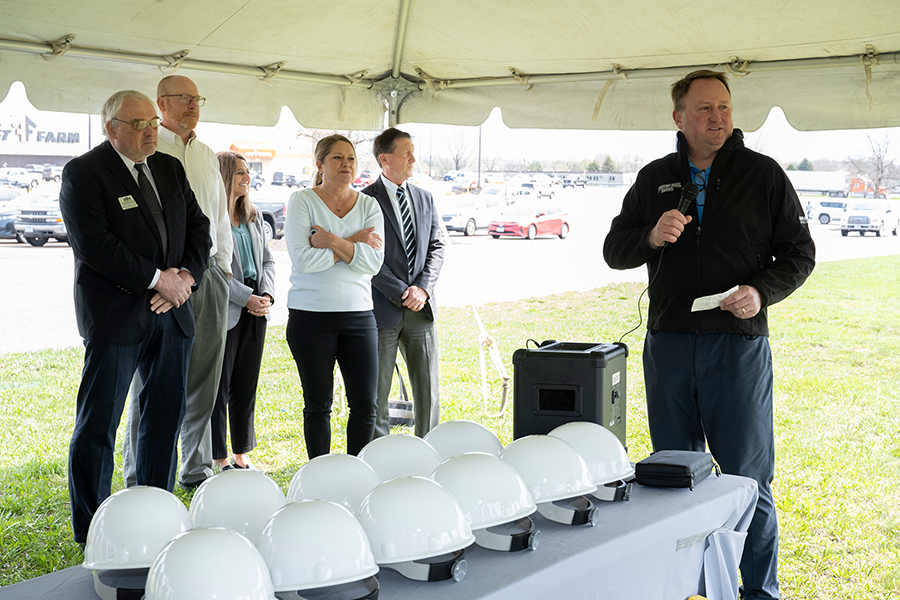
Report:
179,477,207,492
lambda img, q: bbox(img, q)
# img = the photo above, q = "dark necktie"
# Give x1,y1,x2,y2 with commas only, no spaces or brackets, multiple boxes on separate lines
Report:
397,186,416,278
135,163,168,259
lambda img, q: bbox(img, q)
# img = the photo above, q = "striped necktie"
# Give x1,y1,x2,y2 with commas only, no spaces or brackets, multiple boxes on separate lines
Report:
135,163,168,259
397,185,416,278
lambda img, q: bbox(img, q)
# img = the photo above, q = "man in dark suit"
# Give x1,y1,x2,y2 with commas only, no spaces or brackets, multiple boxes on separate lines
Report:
59,90,210,544
363,128,445,438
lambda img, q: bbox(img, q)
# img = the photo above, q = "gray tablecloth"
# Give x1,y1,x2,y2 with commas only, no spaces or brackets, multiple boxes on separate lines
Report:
0,474,757,600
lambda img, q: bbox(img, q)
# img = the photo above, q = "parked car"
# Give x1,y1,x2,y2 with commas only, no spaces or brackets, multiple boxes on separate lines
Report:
488,202,569,240
250,170,265,190
840,202,898,237
352,170,375,189
0,185,24,205
271,172,307,188
562,177,587,188
13,183,67,246
253,200,285,241
0,167,41,189
810,200,847,225
479,185,511,204
519,181,554,199
0,191,31,242
41,164,64,181
442,192,505,236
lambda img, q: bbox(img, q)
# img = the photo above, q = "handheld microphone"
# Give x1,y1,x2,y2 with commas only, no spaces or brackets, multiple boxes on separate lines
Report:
676,182,700,214
662,182,700,248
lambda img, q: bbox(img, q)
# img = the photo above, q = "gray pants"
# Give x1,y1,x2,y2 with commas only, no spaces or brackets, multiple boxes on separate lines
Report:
373,308,440,438
124,262,229,487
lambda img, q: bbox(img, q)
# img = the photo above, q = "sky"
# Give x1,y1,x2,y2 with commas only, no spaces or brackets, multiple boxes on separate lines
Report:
3,80,898,171
399,106,900,168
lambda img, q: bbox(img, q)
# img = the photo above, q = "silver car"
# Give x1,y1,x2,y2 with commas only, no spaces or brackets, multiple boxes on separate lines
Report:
14,183,68,246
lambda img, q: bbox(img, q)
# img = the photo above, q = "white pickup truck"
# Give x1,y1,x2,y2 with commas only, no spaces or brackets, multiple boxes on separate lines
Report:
0,168,41,190
841,202,899,237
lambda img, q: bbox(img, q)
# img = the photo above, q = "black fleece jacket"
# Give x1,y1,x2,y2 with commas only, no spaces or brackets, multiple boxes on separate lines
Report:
603,129,816,337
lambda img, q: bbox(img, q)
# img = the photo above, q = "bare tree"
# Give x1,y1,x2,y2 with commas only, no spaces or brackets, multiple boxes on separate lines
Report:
483,155,502,171
445,131,474,171
846,133,898,197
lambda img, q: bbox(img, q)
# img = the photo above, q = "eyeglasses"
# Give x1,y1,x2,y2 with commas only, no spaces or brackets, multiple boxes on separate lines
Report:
693,170,708,209
111,116,161,131
161,94,206,106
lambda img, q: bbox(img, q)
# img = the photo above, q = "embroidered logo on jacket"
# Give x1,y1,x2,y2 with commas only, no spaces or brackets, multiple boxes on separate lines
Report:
658,182,682,194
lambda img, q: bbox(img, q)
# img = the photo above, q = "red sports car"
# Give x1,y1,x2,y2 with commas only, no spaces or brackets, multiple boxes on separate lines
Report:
488,203,569,239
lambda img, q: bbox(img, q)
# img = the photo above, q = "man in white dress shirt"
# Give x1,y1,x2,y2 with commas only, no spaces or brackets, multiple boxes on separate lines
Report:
124,75,233,489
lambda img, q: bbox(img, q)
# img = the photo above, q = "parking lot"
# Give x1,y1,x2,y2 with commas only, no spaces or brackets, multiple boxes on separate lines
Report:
1,185,898,354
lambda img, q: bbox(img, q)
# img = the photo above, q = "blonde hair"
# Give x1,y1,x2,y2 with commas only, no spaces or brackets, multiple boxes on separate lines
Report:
217,151,257,225
314,134,354,186
671,70,730,112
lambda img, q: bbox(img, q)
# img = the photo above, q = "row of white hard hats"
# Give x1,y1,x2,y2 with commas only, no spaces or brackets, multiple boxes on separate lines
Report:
83,419,631,597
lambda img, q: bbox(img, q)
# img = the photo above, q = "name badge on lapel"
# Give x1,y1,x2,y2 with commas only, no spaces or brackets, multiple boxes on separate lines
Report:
118,195,139,210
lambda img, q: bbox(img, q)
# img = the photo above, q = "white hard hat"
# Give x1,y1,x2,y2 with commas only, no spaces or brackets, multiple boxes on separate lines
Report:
424,420,504,461
549,421,633,484
189,469,286,544
549,421,634,502
83,486,192,571
358,434,442,481
144,528,275,600
257,500,378,592
356,476,474,581
501,435,599,526
432,452,540,553
287,453,381,514
431,452,535,529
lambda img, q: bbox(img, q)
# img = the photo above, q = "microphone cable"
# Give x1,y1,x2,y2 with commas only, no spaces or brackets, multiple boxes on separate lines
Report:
616,182,699,344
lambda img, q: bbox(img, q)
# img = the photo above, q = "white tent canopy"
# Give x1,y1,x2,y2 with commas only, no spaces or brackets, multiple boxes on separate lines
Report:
1,0,898,131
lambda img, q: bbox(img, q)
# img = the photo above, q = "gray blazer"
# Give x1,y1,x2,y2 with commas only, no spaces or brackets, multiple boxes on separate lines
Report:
227,214,276,329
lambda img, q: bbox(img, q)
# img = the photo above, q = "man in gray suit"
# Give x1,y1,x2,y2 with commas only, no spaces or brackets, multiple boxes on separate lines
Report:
363,128,445,438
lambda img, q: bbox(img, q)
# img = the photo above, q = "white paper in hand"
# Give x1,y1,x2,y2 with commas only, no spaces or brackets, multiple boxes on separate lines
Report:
691,285,739,312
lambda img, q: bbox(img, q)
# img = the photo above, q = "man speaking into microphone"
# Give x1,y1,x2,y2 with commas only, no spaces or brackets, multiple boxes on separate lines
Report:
603,70,815,600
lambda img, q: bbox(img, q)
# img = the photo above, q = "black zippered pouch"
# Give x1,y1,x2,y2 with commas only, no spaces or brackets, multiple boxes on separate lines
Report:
635,450,721,491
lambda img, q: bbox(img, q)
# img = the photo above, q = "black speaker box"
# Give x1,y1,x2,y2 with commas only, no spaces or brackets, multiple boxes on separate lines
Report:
512,342,627,447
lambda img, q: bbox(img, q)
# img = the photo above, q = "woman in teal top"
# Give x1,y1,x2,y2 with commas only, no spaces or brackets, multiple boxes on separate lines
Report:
211,151,276,471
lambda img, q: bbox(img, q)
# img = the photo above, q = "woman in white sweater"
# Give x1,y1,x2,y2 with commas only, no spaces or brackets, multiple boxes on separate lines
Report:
284,134,385,457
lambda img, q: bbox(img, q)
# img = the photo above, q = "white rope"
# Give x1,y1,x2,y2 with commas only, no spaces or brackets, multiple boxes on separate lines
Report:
40,34,75,61
471,305,510,417
861,44,879,118
509,67,534,91
415,67,450,91
257,61,285,81
344,69,370,85
158,50,190,74
726,57,752,78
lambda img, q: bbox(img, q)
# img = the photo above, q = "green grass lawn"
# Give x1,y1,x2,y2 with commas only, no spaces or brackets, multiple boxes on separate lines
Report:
2,255,899,598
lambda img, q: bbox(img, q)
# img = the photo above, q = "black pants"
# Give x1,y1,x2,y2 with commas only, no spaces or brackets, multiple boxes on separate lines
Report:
69,310,191,542
211,287,267,459
286,309,378,458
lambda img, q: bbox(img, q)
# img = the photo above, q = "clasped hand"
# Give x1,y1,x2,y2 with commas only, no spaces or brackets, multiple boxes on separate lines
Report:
246,294,272,317
150,268,194,314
